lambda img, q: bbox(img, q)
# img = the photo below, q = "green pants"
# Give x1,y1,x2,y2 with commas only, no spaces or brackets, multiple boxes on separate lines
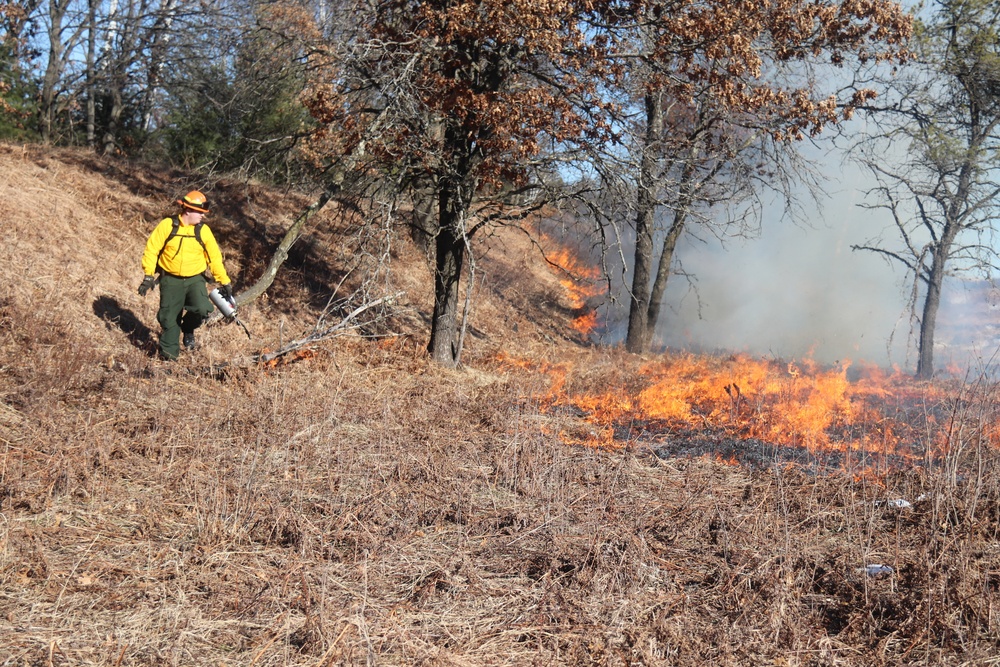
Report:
157,273,214,359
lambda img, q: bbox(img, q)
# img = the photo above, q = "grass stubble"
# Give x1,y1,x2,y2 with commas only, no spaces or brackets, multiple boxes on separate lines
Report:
2,144,1000,665
4,300,1000,666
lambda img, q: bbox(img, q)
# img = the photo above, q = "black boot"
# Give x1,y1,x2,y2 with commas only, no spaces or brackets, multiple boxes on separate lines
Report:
183,331,196,350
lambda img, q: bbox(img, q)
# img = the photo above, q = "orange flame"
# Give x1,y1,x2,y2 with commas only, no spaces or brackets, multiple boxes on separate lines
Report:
494,350,958,468
542,237,606,337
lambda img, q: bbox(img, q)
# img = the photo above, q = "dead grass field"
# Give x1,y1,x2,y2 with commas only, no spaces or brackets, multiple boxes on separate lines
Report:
2,143,1000,666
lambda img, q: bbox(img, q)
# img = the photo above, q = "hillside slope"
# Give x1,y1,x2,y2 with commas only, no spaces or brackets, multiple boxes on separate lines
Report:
0,143,584,372
2,145,1000,666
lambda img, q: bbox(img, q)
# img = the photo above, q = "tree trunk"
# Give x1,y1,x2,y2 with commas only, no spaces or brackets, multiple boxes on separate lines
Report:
642,153,704,352
626,197,654,352
626,90,663,353
916,214,961,379
644,213,686,350
219,139,370,318
40,0,84,143
409,176,437,253
235,186,339,307
86,0,96,148
140,0,179,133
427,183,466,367
39,1,66,143
915,154,970,379
916,257,944,380
102,86,122,155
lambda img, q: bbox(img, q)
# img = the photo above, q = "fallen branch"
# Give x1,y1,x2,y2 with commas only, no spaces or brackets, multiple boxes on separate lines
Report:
210,103,394,322
255,291,403,365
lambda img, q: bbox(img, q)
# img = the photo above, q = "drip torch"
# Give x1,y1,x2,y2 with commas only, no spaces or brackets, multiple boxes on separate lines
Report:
209,288,252,339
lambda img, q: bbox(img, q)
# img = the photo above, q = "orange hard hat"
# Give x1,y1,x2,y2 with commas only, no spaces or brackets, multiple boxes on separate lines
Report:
178,190,210,213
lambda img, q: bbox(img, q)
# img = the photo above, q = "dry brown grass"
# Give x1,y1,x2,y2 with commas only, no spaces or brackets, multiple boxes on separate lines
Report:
2,143,1000,665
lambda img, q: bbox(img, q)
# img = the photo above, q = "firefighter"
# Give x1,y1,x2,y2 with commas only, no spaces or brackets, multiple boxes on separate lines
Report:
138,191,234,360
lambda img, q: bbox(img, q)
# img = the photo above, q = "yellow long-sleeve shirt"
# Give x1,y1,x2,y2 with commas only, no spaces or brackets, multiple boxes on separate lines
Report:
141,217,231,285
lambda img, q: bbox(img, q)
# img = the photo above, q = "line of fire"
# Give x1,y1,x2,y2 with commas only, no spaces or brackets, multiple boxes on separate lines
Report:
504,235,1000,477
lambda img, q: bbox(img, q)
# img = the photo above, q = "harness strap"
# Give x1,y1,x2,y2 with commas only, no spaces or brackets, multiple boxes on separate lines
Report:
155,215,207,269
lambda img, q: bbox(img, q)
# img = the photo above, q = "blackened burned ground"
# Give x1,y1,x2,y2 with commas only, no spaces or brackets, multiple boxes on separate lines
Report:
625,425,928,473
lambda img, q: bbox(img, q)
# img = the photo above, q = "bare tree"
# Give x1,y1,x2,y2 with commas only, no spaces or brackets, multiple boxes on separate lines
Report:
24,0,180,148
39,0,86,142
150,0,321,180
93,0,207,154
618,0,913,354
624,86,774,353
852,0,1000,378
32,0,231,153
84,0,96,145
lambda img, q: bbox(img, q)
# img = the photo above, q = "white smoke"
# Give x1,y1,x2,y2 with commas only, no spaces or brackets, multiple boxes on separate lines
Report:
592,162,920,371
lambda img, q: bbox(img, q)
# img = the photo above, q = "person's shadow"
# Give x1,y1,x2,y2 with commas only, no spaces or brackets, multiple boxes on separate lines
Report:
93,295,156,355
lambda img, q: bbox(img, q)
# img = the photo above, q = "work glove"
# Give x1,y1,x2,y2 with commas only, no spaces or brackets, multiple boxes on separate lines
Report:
219,283,233,301
138,275,156,297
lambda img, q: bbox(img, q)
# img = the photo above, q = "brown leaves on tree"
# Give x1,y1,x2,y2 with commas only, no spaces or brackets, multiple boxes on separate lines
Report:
301,0,911,185
291,0,911,365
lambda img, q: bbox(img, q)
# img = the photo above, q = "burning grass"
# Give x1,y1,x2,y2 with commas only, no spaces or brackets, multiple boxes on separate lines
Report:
4,145,1000,665
490,351,979,472
6,336,1000,665
539,233,606,339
